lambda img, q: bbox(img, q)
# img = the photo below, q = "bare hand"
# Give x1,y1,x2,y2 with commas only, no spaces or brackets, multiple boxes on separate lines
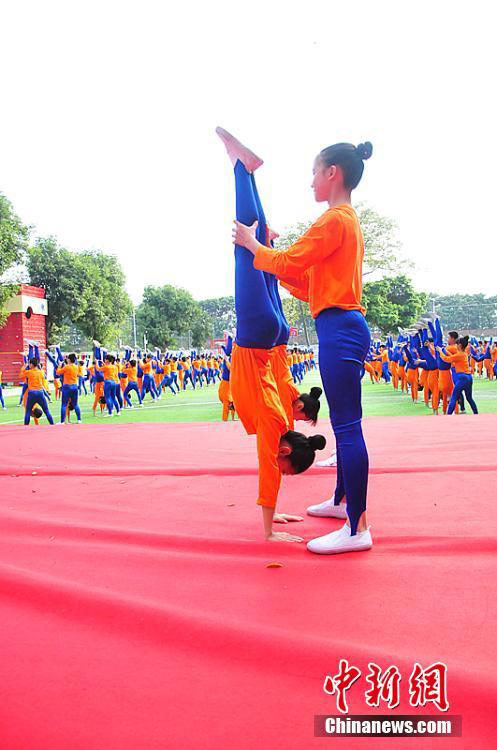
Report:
232,220,258,253
266,531,304,543
273,513,304,524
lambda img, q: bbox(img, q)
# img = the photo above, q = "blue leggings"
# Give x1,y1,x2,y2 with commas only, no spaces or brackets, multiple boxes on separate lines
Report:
160,376,178,394
182,370,195,390
61,385,81,422
104,381,120,414
25,391,54,425
124,382,142,405
0,386,4,408
234,161,288,348
381,362,391,382
448,374,478,414
316,308,371,536
78,376,88,395
248,168,290,347
141,374,157,399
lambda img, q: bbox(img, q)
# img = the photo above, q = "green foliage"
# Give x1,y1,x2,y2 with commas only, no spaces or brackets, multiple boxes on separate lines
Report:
363,275,427,333
0,194,29,327
27,237,79,342
428,293,497,331
26,238,132,345
74,250,133,342
136,285,213,349
198,296,236,339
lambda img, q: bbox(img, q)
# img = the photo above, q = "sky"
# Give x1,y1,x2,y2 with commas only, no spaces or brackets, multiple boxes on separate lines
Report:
1,0,496,306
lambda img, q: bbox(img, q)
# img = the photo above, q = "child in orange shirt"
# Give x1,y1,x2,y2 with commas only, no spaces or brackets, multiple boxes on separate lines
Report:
437,335,478,414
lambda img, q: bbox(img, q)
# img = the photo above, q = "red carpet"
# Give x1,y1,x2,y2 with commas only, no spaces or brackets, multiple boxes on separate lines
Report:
1,416,496,749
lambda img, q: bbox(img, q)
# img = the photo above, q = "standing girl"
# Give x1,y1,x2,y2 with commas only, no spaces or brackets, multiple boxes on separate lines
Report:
233,139,373,554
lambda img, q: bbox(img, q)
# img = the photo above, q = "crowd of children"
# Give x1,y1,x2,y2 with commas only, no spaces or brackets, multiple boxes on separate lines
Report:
364,320,496,415
8,339,316,426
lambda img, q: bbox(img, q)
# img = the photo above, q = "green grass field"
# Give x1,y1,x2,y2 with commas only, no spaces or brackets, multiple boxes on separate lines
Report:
1,372,495,426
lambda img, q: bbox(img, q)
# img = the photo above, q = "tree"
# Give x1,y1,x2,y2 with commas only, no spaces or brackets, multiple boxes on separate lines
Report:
136,285,213,349
363,275,427,333
198,296,236,339
73,251,133,343
27,239,132,345
426,293,497,331
0,194,29,327
26,237,81,342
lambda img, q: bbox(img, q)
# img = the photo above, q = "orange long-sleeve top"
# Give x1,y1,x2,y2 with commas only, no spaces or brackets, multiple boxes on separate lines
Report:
56,363,79,385
95,363,119,381
140,360,153,375
439,350,470,374
253,204,366,319
25,369,47,391
124,364,138,383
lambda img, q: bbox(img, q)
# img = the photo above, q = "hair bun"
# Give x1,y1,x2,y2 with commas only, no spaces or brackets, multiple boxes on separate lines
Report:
355,141,373,161
309,434,326,451
310,386,322,400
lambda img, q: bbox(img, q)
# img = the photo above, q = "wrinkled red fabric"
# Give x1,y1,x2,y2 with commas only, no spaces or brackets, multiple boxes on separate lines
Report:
0,417,496,749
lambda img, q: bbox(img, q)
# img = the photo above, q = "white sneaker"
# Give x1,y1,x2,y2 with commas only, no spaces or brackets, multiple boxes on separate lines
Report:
307,524,373,555
316,452,338,468
306,499,347,519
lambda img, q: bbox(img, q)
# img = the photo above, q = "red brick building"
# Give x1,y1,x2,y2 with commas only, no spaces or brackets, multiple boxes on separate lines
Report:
0,284,48,384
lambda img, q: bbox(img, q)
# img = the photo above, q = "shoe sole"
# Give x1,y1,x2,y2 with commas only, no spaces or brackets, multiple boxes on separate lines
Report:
306,509,347,518
307,543,373,555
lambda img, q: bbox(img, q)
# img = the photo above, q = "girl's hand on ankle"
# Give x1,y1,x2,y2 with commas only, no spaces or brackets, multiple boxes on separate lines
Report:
232,220,258,253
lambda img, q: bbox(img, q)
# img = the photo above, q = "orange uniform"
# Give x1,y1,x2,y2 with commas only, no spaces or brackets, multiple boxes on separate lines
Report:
254,204,365,318
269,345,300,430
25,369,47,391
230,345,289,508
56,363,79,386
439,350,470,374
218,360,234,422
95,363,119,381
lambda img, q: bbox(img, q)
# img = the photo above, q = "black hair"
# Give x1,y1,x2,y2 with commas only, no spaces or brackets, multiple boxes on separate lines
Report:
105,354,116,364
319,141,373,190
448,331,458,340
457,335,469,349
68,402,75,411
296,386,322,425
29,357,39,367
79,360,84,365
282,430,326,473
68,353,77,364
129,359,137,367
32,407,43,419
99,396,107,405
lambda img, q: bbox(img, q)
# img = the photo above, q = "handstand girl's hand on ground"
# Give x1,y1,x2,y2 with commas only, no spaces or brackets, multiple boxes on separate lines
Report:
273,513,304,524
232,219,258,252
265,531,304,543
